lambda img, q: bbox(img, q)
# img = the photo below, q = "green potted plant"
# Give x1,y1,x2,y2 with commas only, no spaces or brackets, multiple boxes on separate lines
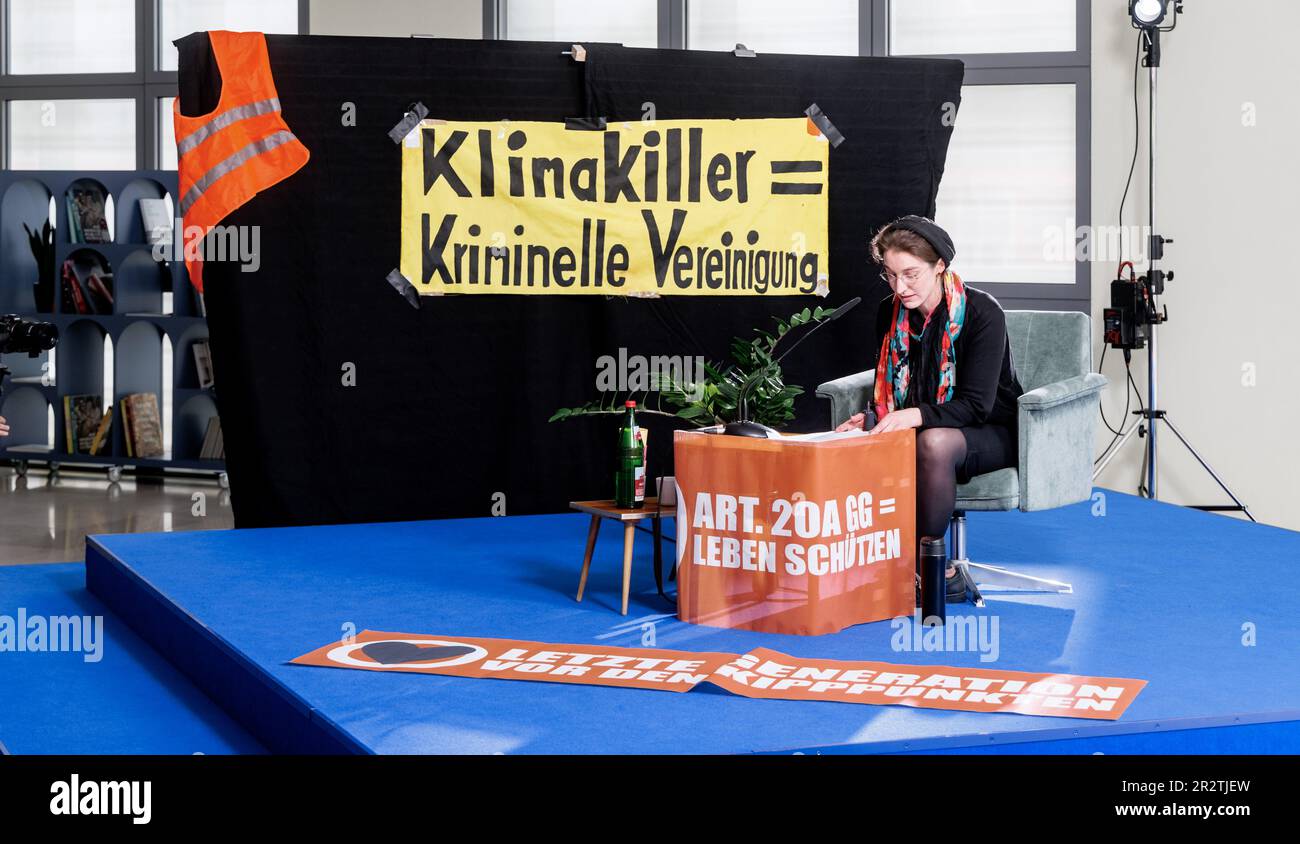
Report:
550,305,834,430
23,220,55,313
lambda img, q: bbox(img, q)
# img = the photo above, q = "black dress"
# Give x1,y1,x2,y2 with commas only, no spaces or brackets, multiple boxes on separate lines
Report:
873,286,1025,484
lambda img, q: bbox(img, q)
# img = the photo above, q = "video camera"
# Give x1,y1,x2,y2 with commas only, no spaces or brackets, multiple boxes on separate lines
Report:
0,314,59,357
0,315,59,403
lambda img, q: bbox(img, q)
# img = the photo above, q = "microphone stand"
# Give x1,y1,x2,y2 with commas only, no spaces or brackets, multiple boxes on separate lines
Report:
724,297,861,437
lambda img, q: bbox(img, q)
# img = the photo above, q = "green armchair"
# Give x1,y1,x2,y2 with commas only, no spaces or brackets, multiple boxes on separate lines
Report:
816,309,1107,605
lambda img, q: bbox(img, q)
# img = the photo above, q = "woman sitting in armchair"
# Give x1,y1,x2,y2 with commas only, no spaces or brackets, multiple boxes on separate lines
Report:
836,216,1025,603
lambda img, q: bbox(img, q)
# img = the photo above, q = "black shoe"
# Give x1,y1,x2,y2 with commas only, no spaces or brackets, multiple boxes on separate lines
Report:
946,565,971,603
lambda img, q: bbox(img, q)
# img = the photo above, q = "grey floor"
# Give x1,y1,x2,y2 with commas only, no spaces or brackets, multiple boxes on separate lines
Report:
0,465,234,566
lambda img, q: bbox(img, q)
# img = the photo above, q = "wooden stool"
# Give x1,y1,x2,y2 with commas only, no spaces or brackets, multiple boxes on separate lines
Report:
570,498,672,615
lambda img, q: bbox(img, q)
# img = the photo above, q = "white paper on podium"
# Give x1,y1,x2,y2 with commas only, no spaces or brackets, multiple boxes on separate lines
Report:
771,429,870,443
676,427,871,443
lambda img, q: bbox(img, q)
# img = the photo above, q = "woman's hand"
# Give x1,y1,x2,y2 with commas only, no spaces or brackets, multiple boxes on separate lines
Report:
835,412,866,433
0,415,9,437
868,407,923,435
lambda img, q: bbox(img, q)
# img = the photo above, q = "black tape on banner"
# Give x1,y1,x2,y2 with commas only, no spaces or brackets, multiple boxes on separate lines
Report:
385,269,421,309
388,101,430,144
564,116,607,131
804,103,845,148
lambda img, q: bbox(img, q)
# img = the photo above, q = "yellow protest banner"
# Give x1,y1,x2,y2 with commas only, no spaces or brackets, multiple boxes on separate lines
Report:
398,117,829,296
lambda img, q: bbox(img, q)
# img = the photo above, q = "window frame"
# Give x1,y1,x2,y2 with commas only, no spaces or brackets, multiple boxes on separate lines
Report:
871,0,1091,312
0,0,309,170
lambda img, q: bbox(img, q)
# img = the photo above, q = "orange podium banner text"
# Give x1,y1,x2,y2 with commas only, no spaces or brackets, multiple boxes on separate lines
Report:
290,631,1148,721
673,429,916,635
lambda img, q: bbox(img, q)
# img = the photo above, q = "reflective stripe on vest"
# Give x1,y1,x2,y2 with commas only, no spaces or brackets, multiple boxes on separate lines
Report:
175,97,283,158
173,31,309,293
179,129,298,216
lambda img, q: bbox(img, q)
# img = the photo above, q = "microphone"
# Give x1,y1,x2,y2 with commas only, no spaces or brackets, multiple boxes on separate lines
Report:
723,296,862,437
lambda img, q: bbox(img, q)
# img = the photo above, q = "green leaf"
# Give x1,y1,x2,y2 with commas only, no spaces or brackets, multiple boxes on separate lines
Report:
551,304,824,430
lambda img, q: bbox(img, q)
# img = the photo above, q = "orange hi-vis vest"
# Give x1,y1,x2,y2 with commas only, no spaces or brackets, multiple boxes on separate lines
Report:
173,30,309,293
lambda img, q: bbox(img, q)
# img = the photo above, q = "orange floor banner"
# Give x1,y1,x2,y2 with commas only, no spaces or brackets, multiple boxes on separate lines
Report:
291,632,1147,721
290,629,736,693
708,647,1147,720
673,429,916,635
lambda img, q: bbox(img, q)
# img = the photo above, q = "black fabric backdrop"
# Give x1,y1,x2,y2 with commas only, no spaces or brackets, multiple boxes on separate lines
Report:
183,34,962,528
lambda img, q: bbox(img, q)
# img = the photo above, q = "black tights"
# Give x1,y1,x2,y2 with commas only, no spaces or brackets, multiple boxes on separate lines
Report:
916,427,967,545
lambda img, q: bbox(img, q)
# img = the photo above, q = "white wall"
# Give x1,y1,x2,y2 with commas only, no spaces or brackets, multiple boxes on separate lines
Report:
1090,1,1300,530
309,0,482,38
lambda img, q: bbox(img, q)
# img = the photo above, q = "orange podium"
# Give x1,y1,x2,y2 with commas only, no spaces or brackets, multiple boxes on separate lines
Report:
673,429,916,635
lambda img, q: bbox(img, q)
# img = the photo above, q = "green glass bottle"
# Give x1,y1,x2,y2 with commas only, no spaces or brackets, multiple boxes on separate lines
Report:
614,400,645,509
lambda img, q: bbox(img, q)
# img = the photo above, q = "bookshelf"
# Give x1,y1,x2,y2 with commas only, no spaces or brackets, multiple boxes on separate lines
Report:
0,170,226,485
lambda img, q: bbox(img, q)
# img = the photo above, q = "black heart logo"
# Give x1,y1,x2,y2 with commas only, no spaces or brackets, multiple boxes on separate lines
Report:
361,642,478,665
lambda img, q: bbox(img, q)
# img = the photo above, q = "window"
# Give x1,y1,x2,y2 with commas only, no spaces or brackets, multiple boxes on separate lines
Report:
688,0,859,55
888,0,1076,56
0,1,305,172
158,98,178,171
6,0,137,75
884,0,1088,303
158,0,299,72
933,84,1076,285
505,0,658,47
481,0,1091,305
7,99,137,169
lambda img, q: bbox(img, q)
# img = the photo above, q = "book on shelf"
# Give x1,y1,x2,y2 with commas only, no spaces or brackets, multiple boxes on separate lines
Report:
60,260,87,314
69,185,110,244
88,407,114,456
60,257,114,315
84,272,114,313
64,194,83,243
62,395,103,454
122,400,131,458
199,417,216,459
138,198,172,246
199,416,225,461
192,340,215,388
120,393,163,459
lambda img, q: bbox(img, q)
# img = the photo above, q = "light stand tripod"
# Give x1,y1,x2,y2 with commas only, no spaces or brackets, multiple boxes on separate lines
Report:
1092,8,1255,522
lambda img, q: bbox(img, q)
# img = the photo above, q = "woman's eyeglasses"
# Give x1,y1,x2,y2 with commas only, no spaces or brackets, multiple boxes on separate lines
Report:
880,268,926,284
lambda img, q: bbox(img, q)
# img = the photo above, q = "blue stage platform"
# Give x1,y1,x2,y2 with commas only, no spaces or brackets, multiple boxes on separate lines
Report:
71,488,1300,755
0,563,265,755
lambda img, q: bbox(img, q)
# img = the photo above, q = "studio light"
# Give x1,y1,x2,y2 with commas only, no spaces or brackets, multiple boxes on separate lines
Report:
1130,0,1168,27
1096,2,1251,519
1130,0,1182,32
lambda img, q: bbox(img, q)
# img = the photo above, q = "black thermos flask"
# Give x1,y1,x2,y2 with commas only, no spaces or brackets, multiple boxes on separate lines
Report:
920,536,947,626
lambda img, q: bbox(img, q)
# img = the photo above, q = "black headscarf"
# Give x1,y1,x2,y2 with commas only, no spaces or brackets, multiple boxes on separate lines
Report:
884,215,956,266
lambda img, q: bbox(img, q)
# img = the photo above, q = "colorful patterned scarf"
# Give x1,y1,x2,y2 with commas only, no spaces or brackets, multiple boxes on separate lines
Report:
873,270,968,420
